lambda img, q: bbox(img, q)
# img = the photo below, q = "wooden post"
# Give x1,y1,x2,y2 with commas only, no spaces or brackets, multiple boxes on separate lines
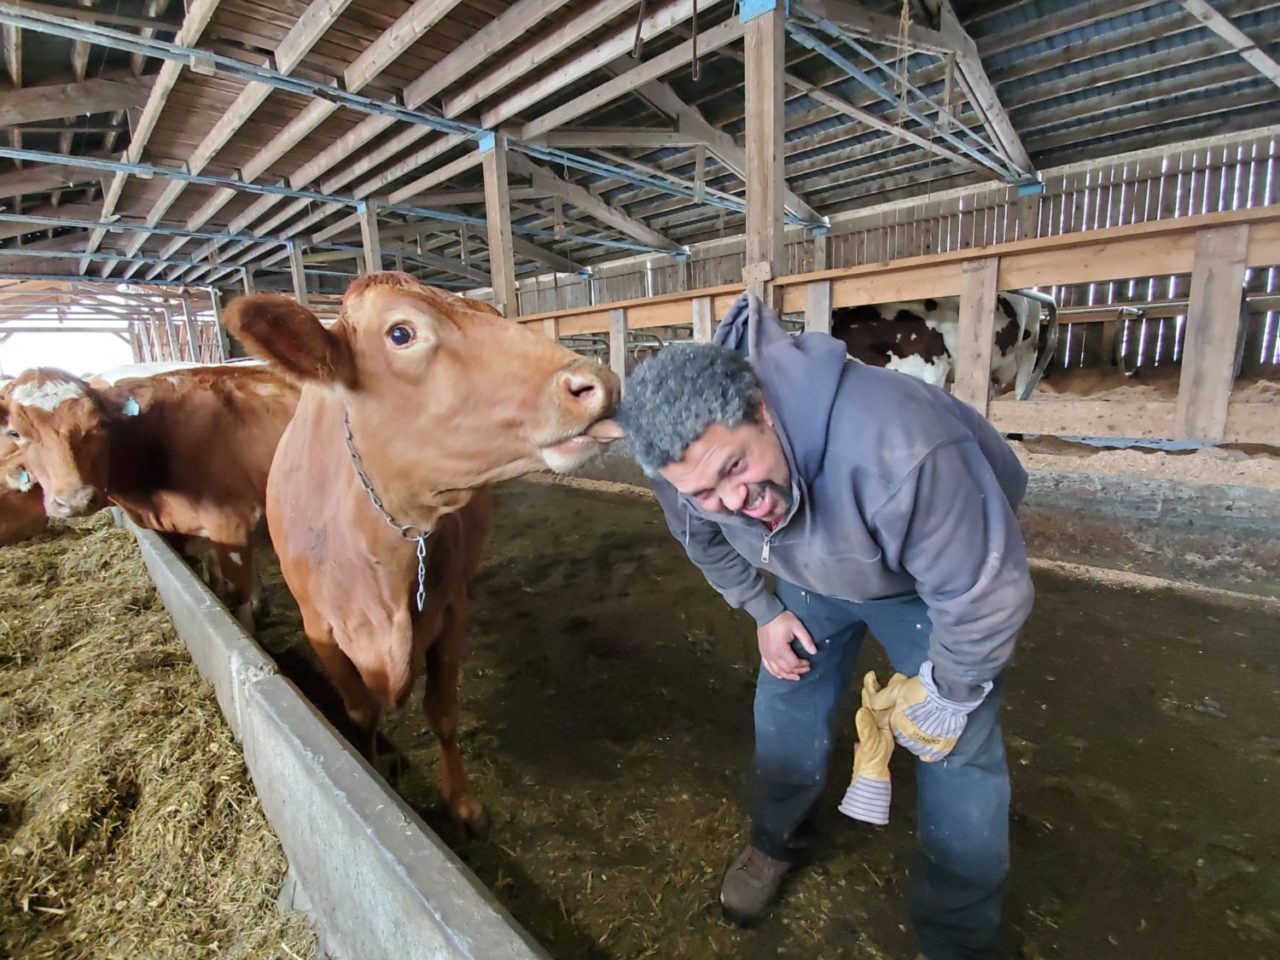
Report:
161,308,179,362
609,307,627,394
209,287,230,362
357,199,382,275
241,267,255,296
692,296,714,342
542,317,559,341
480,132,518,317
288,240,309,306
1099,320,1119,369
812,230,830,272
742,1,784,303
954,257,999,415
1176,224,1249,441
179,297,200,362
804,279,832,335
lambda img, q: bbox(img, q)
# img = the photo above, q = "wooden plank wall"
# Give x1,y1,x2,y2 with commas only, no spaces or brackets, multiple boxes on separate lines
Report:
517,134,1280,377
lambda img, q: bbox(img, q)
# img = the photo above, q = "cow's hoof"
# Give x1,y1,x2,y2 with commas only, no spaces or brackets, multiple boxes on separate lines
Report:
452,795,488,837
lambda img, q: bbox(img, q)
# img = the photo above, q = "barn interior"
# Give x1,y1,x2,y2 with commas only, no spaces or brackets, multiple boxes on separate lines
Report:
0,1,1278,959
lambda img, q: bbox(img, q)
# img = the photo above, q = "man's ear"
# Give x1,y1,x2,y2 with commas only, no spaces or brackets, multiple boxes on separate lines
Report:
224,294,356,387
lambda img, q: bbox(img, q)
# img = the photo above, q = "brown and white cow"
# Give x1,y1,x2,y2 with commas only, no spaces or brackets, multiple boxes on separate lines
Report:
0,423,47,546
0,365,299,626
832,294,1043,398
225,272,620,828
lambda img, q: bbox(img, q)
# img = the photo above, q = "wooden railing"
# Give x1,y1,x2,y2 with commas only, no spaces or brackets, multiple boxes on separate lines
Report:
518,205,1280,446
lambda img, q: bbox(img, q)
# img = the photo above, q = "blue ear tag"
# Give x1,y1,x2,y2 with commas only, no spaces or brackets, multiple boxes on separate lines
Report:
122,397,140,417
16,469,33,492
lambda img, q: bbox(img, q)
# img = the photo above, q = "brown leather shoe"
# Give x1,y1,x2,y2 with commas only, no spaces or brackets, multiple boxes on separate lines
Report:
719,844,792,926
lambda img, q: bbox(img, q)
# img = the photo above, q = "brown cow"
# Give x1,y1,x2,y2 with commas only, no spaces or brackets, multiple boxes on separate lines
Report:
0,428,47,546
1,365,299,627
225,272,620,827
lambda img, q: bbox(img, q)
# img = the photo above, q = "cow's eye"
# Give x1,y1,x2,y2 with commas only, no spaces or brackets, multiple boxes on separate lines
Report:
5,429,18,440
388,324,415,347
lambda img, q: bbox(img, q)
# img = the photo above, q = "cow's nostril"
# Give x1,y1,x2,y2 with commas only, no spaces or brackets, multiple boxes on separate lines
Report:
564,375,598,400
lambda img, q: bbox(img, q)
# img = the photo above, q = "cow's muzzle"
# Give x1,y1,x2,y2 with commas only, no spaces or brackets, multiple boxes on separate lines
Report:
46,484,103,518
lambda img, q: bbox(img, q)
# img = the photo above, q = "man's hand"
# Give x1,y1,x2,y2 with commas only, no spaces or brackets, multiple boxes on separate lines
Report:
867,661,991,762
757,611,817,681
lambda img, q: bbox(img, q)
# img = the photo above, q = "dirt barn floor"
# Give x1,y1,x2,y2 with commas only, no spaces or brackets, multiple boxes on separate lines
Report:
253,479,1279,960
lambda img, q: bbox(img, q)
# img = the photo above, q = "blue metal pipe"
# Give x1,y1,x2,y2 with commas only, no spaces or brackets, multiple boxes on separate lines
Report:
0,246,212,269
0,272,195,287
786,18,1023,182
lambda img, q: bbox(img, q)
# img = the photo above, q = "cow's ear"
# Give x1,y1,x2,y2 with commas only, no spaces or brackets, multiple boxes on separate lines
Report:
224,295,356,387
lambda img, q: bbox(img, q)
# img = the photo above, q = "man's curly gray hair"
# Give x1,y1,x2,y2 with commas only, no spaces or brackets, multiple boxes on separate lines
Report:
619,343,762,476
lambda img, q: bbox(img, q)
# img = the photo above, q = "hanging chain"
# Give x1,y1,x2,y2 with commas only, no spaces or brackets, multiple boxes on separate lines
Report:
343,408,431,612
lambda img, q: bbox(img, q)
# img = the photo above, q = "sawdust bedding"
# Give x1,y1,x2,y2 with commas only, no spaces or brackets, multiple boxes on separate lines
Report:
0,514,314,960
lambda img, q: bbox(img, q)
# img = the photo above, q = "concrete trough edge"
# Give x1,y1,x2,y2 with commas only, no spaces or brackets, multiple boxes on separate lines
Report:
125,518,549,960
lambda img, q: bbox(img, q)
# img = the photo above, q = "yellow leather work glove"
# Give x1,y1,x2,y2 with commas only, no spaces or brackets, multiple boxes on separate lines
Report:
838,672,895,825
868,661,992,763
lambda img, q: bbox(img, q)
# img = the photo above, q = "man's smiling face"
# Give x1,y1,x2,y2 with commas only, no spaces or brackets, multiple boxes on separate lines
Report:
659,404,791,524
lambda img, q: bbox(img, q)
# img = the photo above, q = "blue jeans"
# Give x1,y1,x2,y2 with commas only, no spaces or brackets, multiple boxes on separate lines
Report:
749,579,1009,960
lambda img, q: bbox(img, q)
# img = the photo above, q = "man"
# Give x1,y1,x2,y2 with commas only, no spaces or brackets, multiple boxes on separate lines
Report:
618,292,1034,960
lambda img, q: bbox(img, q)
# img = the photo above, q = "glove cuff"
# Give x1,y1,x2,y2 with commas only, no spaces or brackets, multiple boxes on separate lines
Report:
919,660,992,715
838,776,891,826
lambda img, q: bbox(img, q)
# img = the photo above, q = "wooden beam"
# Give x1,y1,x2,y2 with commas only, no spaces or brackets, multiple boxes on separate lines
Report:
82,0,223,266
799,0,950,52
509,155,680,252
0,164,87,198
743,3,786,300
386,150,484,205
953,256,999,414
632,74,822,223
394,187,539,207
357,201,383,275
491,0,718,130
409,251,491,285
117,0,358,270
804,279,832,334
1180,0,1280,88
609,308,627,391
289,241,309,306
511,235,582,274
531,129,696,148
934,1,1034,175
444,0,638,118
0,76,154,126
692,296,714,342
519,11,744,139
1176,224,1249,441
2,24,19,88
480,136,518,316
343,0,467,92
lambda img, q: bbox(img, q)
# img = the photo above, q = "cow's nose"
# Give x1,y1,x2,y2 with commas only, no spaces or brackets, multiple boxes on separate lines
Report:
50,485,98,517
553,361,617,416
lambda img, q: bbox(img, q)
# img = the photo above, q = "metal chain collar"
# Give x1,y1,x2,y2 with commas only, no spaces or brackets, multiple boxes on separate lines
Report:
343,408,430,612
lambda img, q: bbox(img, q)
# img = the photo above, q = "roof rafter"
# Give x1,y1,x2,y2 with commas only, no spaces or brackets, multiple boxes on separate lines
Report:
1181,0,1280,88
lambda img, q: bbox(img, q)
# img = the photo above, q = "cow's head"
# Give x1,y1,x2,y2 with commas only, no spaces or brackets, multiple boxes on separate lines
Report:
2,368,113,518
225,273,621,490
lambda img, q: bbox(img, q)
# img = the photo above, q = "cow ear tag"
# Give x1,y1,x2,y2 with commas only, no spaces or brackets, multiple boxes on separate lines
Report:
122,397,141,417
16,469,33,492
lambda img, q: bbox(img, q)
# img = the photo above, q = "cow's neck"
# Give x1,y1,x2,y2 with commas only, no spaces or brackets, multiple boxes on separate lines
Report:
341,405,473,536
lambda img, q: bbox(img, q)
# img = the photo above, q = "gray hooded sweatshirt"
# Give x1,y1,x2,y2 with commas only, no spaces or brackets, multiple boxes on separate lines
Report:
651,293,1034,701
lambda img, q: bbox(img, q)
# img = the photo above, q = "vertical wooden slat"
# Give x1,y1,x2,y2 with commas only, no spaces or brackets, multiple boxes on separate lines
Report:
357,199,382,275
609,307,627,392
804,279,832,335
692,296,714,343
481,134,518,317
288,240,309,306
954,257,999,415
743,3,785,301
1176,224,1249,440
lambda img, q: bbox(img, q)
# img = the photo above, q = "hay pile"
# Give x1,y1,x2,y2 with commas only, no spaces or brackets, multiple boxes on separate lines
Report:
0,514,315,960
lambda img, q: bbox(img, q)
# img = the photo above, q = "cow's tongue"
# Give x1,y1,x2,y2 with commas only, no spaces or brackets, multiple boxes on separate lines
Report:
585,419,625,442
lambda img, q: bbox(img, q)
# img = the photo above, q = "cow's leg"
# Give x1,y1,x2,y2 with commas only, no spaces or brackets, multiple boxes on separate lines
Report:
212,542,258,634
423,594,484,828
305,613,382,737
